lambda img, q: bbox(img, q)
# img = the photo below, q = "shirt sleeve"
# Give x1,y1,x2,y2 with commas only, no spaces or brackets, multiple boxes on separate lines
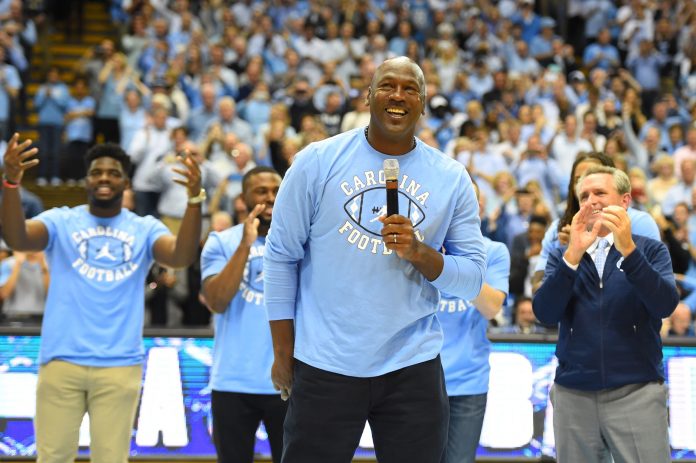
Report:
486,241,510,295
430,169,486,300
200,231,237,281
263,148,320,321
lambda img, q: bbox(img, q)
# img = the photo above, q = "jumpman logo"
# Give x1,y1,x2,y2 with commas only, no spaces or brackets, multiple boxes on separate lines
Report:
95,243,117,261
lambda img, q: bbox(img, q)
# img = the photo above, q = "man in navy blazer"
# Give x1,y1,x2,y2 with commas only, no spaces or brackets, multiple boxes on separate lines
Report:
533,165,678,463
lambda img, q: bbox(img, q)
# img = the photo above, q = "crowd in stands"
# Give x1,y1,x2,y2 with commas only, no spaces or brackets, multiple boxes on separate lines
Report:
2,0,696,335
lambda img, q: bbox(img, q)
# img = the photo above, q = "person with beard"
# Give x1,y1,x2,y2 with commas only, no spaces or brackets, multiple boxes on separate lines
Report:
201,166,286,463
0,137,203,463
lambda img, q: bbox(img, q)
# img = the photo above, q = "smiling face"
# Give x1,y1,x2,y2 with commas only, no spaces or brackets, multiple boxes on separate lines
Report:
366,57,425,153
243,172,281,227
577,172,631,235
86,157,129,212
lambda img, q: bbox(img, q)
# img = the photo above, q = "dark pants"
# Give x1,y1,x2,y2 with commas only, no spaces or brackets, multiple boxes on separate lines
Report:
134,190,160,217
62,140,89,180
282,357,449,463
38,124,63,179
211,390,288,463
93,117,121,144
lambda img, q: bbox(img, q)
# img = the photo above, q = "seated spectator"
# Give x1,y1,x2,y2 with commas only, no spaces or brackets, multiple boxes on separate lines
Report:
664,302,695,337
509,214,548,300
648,155,678,205
0,251,49,325
203,97,254,146
498,296,547,334
661,159,696,216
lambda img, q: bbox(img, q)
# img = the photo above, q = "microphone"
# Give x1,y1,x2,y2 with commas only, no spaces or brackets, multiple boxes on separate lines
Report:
384,158,399,217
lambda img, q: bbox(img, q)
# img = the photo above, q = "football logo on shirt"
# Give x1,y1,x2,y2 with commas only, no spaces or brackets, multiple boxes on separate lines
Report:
70,226,139,282
343,187,425,236
337,170,431,255
239,244,264,305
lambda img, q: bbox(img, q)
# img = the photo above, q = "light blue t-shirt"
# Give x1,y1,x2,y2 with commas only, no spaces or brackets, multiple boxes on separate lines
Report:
439,238,510,396
534,207,661,273
201,226,276,394
65,96,96,142
264,128,486,377
35,206,169,366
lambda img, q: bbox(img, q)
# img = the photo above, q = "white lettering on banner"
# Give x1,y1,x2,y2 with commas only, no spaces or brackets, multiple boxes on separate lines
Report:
480,353,534,448
668,357,696,450
135,347,189,447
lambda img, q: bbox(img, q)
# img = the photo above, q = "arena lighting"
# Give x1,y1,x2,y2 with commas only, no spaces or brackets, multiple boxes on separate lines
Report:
1,329,696,461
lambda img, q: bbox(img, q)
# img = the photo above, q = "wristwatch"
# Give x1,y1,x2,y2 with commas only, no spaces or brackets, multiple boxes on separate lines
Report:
187,188,207,205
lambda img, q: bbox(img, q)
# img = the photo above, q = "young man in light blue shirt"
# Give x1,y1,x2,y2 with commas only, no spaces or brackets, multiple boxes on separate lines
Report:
1,137,203,463
201,166,287,463
264,57,486,462
439,183,510,463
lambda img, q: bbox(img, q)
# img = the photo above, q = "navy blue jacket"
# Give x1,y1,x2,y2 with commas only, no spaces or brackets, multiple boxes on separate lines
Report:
533,235,679,391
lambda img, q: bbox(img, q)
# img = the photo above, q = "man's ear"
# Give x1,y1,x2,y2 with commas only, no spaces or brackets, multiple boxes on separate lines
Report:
622,193,631,209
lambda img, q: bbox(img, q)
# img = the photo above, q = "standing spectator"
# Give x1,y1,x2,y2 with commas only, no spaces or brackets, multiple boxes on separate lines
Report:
627,40,669,117
62,75,95,184
201,167,287,463
119,88,148,153
0,46,20,141
499,296,546,334
673,127,696,178
318,91,345,137
128,106,173,217
264,57,485,463
1,139,203,463
533,165,678,463
34,66,69,186
550,114,592,184
440,182,510,463
94,52,134,144
204,97,254,147
583,28,620,71
187,83,218,142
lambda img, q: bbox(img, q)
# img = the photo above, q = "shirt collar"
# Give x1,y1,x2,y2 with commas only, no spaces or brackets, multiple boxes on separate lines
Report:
587,233,614,254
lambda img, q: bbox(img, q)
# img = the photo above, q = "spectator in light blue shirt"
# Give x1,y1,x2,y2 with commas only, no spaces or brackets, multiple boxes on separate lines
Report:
187,83,218,142
119,89,147,153
583,28,620,71
34,66,69,185
0,46,20,141
63,76,95,181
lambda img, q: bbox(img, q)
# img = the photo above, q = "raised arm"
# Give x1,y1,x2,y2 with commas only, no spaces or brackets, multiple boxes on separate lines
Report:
1,134,49,251
152,154,203,268
202,204,265,313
